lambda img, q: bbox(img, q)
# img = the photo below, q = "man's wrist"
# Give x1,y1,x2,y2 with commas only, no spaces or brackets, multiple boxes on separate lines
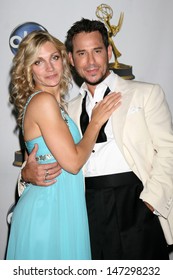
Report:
144,201,160,216
20,173,29,186
153,209,160,216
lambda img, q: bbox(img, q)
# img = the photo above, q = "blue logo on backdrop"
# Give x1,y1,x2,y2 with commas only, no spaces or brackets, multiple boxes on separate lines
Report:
9,22,47,55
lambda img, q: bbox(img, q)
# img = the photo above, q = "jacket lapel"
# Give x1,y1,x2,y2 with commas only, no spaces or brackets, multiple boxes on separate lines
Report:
111,76,135,151
68,94,83,135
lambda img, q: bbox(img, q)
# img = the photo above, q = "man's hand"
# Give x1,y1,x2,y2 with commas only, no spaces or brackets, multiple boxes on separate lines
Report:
144,201,154,212
22,144,62,186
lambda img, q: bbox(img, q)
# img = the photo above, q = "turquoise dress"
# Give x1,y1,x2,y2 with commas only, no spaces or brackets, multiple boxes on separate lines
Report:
6,92,91,260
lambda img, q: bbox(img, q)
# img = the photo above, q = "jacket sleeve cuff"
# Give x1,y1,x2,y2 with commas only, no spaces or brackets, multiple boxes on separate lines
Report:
18,161,27,196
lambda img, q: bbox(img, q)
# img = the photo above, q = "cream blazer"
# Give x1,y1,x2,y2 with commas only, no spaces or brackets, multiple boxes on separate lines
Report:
68,74,173,245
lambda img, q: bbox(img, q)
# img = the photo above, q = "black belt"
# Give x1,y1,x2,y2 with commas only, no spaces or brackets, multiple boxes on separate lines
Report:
85,172,140,189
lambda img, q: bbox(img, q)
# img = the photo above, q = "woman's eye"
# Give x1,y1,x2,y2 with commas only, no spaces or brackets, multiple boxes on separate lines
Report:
34,60,41,65
53,55,59,60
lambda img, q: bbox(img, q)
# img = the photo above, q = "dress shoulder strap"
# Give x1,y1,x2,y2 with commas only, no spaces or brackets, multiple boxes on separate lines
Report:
22,90,42,135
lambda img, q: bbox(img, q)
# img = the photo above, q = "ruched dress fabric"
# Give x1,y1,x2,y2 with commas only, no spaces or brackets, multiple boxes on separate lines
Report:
6,92,91,260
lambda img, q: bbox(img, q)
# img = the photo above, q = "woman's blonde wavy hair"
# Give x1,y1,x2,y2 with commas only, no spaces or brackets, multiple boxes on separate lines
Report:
9,30,72,127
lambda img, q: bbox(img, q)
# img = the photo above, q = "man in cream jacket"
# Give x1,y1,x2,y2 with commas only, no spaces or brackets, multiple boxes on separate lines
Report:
68,72,173,245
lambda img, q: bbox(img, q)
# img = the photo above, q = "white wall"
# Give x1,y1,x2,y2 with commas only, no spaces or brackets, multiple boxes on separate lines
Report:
0,0,173,259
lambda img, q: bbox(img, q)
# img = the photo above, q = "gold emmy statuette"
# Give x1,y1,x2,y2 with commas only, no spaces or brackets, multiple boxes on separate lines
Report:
96,4,135,80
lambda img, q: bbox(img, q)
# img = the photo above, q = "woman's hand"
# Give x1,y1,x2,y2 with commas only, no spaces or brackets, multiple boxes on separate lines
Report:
91,92,121,128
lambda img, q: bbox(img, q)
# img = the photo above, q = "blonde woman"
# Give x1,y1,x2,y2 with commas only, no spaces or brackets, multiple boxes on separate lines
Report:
6,30,121,259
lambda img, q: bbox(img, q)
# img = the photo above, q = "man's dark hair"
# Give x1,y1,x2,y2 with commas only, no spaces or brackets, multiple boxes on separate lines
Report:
65,18,109,53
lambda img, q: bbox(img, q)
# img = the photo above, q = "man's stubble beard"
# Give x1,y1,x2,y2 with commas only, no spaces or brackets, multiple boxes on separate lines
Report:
76,68,110,86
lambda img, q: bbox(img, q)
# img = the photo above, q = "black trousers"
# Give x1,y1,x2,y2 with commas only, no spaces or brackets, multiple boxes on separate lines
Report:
85,172,169,260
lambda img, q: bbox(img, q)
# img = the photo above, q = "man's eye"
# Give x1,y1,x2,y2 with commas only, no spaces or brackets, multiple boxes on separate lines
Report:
95,49,101,53
78,52,85,56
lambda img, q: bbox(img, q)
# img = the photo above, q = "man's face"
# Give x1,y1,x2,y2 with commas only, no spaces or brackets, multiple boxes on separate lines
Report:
68,31,112,86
